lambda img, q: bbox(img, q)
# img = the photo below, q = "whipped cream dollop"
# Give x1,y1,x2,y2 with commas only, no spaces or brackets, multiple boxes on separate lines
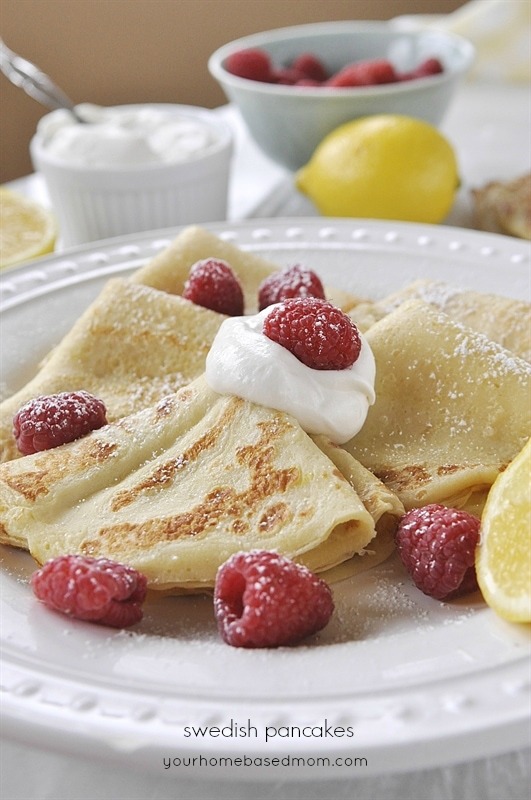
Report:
205,307,376,444
36,104,222,168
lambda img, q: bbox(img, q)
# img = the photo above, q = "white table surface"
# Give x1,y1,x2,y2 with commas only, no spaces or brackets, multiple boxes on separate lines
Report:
2,80,531,800
8,82,531,232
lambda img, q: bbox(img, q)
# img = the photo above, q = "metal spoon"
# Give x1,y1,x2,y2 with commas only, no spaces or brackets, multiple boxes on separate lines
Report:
0,38,85,121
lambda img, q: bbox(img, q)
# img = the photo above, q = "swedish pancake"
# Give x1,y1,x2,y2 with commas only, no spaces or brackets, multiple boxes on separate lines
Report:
0,279,224,463
472,173,531,240
344,300,531,512
0,225,361,464
349,279,531,362
0,377,388,590
310,437,404,581
131,224,361,313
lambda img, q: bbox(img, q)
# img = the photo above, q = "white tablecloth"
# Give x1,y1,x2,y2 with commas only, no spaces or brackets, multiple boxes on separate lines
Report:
2,79,531,800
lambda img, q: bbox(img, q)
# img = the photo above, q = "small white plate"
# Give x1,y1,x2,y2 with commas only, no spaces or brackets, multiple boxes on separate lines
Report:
1,219,530,779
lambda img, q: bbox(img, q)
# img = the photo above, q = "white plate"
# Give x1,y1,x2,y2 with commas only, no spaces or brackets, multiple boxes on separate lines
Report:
1,219,530,779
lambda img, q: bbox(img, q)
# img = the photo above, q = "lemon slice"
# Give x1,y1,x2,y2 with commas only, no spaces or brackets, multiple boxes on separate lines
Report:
476,438,531,622
296,114,459,224
0,187,57,270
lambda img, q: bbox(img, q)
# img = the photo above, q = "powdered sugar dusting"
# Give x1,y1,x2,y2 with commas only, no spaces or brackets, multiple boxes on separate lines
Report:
382,280,466,313
446,314,531,382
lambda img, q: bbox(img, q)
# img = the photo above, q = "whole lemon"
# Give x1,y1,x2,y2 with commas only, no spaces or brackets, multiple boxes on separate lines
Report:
296,115,459,223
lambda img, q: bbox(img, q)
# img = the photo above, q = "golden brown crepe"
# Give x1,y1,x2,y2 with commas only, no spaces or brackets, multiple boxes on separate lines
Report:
349,280,531,363
0,279,225,463
2,226,527,594
344,300,531,512
472,173,531,240
131,224,362,313
310,437,404,581
0,377,389,590
0,225,362,464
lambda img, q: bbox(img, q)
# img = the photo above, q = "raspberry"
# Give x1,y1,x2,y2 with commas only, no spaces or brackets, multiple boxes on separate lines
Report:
399,58,444,82
182,258,244,316
273,67,301,85
327,59,397,87
225,48,273,82
31,555,147,627
395,504,480,600
412,57,444,78
296,78,322,87
214,550,334,648
263,297,361,370
13,391,107,455
291,53,328,83
258,264,326,310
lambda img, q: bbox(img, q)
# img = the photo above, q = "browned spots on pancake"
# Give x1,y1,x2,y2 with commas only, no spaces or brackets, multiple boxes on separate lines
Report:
115,393,182,431
82,411,300,556
231,517,250,535
259,502,290,533
332,467,349,483
235,417,298,494
110,398,240,512
437,464,460,476
111,456,187,511
298,505,314,520
1,466,51,501
155,394,180,417
376,465,431,491
77,438,118,464
1,439,118,501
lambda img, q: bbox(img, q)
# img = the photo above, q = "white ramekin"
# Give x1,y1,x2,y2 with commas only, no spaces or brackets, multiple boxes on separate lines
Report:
30,104,233,248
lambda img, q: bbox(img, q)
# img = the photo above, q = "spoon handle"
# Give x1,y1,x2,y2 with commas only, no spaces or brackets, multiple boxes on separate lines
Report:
0,38,83,120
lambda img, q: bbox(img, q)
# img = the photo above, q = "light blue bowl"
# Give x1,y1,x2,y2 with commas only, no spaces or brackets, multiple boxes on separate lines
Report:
209,21,475,171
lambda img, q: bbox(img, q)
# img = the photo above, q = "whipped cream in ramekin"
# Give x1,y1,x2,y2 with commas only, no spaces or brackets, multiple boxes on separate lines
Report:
36,104,223,168
205,306,376,444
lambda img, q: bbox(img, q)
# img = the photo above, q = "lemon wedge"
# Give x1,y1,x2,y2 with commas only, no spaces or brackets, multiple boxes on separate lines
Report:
296,114,459,224
0,187,57,270
476,438,531,622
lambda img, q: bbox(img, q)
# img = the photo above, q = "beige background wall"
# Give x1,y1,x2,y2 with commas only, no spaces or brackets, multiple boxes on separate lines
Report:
1,0,463,182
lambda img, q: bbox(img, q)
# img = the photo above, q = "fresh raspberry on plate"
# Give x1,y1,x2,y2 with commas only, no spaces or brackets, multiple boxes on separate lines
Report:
258,264,326,310
182,258,244,316
395,504,480,600
214,550,334,648
263,296,361,370
13,390,107,455
327,59,397,87
225,48,274,82
31,554,147,628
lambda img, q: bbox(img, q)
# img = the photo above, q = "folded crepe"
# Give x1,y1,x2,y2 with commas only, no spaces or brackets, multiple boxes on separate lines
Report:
0,226,362,464
344,300,531,512
472,173,531,240
131,224,361,313
309,437,404,581
348,279,531,362
0,279,225,463
0,377,398,591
